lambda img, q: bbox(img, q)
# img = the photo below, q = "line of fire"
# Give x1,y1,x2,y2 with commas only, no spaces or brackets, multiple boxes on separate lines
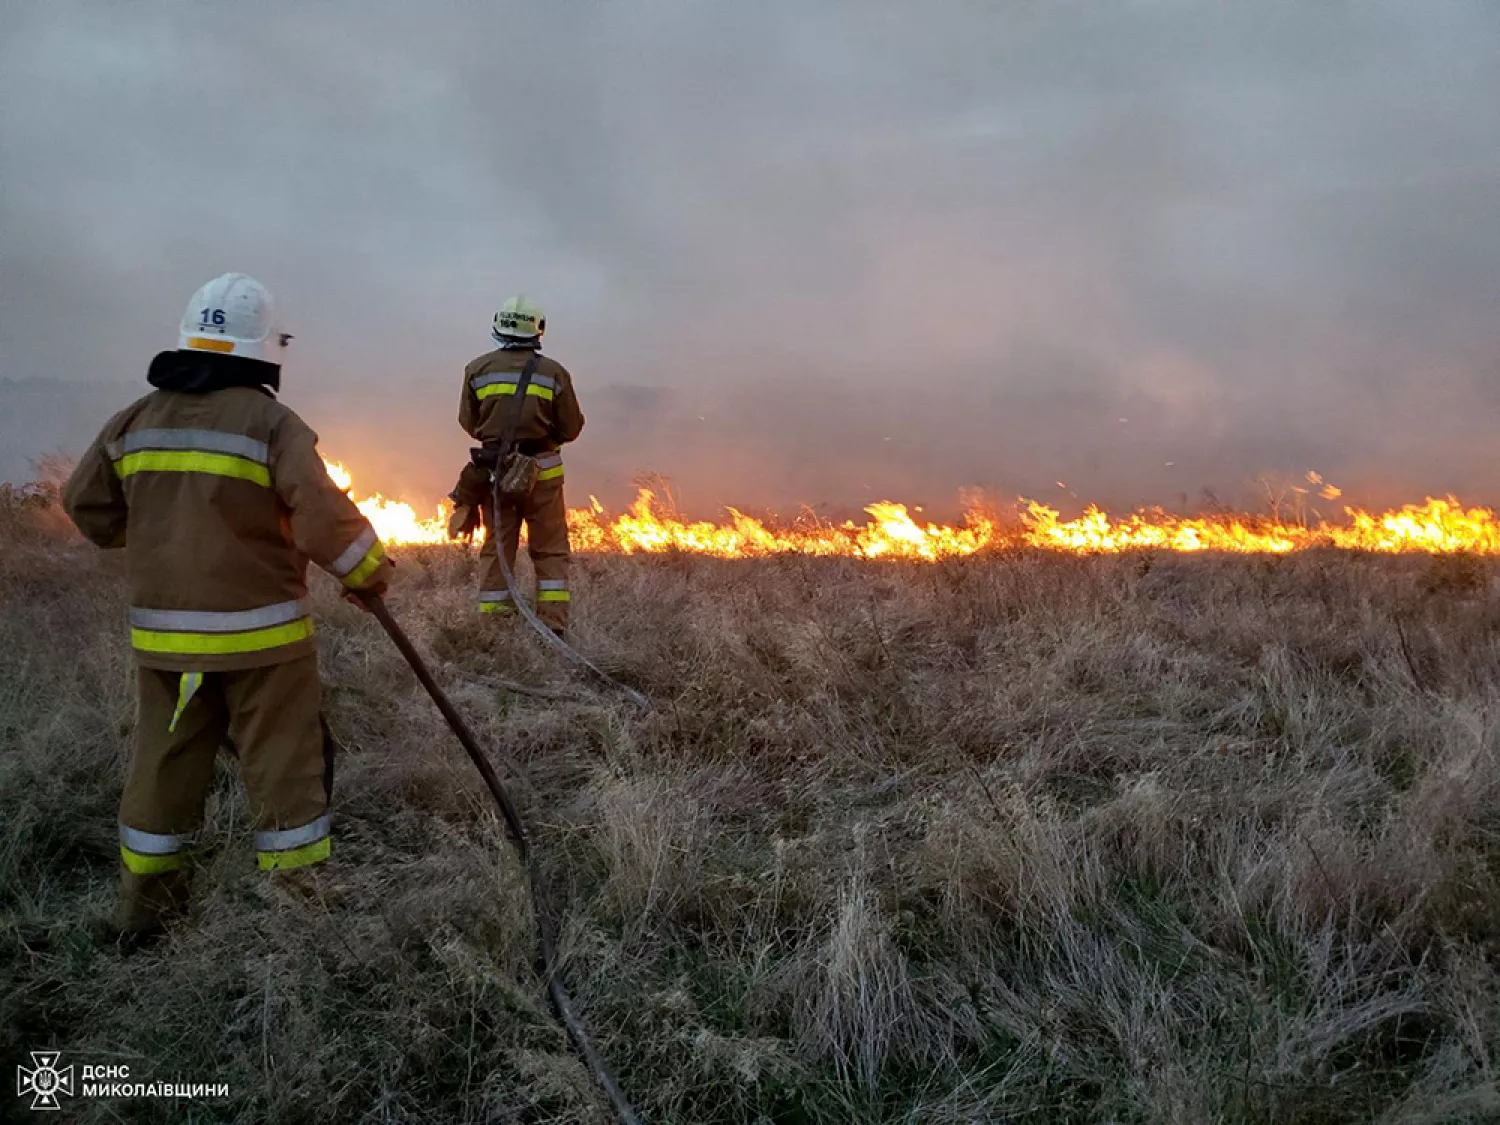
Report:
323,460,1500,559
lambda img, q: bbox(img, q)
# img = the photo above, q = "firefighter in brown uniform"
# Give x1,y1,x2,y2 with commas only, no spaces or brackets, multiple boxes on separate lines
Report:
61,273,393,937
448,295,584,635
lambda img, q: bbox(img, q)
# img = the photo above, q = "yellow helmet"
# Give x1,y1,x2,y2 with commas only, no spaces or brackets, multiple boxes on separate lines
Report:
493,294,545,341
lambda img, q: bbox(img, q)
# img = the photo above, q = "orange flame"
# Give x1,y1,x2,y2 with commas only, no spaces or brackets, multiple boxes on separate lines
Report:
322,458,1500,557
324,460,456,546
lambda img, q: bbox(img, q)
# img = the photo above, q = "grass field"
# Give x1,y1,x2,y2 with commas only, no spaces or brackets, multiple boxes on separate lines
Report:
4,485,1500,1124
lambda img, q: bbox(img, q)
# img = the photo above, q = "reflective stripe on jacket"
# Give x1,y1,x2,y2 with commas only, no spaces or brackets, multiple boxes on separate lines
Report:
469,370,559,403
106,428,273,486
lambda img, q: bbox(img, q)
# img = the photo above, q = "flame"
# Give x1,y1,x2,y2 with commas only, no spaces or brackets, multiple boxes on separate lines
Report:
322,458,1500,558
323,460,456,546
561,490,998,560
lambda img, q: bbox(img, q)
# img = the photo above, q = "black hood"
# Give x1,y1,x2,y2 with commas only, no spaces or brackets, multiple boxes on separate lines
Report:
147,350,281,395
491,329,541,351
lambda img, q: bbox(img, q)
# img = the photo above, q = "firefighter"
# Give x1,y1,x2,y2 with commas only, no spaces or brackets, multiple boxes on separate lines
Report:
447,295,585,636
61,272,393,938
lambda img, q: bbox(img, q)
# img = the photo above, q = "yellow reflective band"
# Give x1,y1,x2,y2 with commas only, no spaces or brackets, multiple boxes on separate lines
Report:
185,336,235,352
168,671,203,733
131,617,314,656
258,835,331,871
121,845,190,875
479,601,517,614
114,450,271,487
537,464,564,481
473,382,555,403
537,590,571,603
341,541,386,589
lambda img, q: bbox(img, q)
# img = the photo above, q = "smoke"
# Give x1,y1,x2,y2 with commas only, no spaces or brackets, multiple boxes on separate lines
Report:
3,1,1499,515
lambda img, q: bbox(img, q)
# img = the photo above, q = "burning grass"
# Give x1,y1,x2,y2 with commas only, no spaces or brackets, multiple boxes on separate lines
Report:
4,493,1500,1122
324,458,1500,559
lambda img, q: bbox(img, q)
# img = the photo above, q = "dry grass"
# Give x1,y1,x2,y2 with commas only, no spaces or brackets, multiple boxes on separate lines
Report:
4,492,1500,1123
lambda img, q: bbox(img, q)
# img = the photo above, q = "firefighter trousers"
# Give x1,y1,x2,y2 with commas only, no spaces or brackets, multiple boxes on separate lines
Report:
117,653,333,933
479,476,571,631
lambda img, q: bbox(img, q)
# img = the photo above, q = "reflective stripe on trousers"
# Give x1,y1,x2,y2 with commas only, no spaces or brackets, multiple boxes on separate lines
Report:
119,823,192,874
128,600,314,658
537,578,570,603
256,812,332,871
479,590,515,614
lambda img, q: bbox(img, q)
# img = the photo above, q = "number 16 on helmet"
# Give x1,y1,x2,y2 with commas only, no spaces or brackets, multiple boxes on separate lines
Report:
179,273,288,363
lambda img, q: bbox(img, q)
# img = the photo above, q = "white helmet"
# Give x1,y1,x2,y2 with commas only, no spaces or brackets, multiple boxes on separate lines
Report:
492,294,545,341
178,273,285,362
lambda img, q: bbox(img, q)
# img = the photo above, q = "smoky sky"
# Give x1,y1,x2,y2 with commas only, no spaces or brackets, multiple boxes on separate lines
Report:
3,0,1499,517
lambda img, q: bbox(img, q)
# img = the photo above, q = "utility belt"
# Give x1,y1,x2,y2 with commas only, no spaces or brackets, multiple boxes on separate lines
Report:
452,442,561,510
471,438,555,466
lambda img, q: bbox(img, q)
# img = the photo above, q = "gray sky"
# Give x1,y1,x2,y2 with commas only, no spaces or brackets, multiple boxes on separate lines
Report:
3,1,1499,517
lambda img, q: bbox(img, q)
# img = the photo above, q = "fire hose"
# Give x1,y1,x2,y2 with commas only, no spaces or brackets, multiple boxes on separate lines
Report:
486,480,653,711
361,593,643,1125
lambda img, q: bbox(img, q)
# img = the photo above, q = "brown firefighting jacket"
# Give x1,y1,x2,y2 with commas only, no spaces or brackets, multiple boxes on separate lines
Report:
459,346,584,462
63,382,393,673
